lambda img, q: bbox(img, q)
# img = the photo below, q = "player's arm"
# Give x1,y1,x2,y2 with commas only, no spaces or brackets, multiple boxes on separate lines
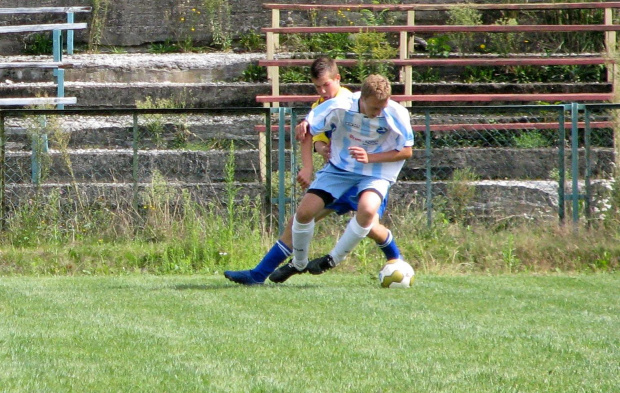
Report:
313,132,331,162
296,132,314,189
348,146,413,164
295,119,309,142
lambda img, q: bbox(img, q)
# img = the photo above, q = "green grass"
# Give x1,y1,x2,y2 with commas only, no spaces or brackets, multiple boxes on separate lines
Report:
0,273,618,392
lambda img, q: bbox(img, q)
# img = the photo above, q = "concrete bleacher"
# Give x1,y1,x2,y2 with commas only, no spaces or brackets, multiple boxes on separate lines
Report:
0,6,90,108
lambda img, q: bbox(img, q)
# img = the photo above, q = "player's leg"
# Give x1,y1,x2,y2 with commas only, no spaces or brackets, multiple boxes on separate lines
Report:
307,189,382,274
269,192,326,283
328,186,401,261
366,196,402,261
270,166,358,283
368,223,401,261
224,216,294,285
225,207,339,285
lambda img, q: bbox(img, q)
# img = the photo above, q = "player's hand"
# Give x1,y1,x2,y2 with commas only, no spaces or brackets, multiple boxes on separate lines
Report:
296,166,312,189
295,120,309,142
348,146,368,163
315,142,331,162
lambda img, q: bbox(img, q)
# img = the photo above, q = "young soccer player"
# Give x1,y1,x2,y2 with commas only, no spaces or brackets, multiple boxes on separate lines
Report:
269,74,413,283
224,60,403,285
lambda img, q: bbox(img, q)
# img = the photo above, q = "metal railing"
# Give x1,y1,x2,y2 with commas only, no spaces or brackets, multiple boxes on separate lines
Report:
0,103,615,233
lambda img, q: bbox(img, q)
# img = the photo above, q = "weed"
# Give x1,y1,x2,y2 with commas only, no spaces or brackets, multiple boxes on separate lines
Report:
240,63,267,82
148,40,181,54
426,36,452,58
513,131,552,148
238,30,265,52
446,4,483,55
436,167,480,224
88,0,111,52
22,33,53,55
135,97,191,148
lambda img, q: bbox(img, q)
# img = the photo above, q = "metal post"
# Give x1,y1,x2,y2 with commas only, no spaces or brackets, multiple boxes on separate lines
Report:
558,108,566,224
264,111,273,230
290,110,298,216
132,113,139,213
571,102,580,224
0,112,5,230
277,107,288,235
31,117,48,185
584,106,592,223
66,12,75,55
53,29,62,62
52,30,65,110
55,68,65,110
425,111,432,228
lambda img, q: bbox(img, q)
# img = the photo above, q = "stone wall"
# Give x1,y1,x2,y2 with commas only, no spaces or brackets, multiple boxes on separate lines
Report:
0,0,456,53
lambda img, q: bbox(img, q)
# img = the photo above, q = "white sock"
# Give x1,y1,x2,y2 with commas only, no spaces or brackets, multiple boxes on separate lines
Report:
329,216,373,265
291,215,314,270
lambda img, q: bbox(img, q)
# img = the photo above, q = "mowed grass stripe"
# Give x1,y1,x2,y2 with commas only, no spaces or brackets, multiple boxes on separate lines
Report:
0,274,618,392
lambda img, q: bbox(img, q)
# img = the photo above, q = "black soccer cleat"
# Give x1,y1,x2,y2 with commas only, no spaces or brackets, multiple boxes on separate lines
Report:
268,262,306,283
306,254,335,275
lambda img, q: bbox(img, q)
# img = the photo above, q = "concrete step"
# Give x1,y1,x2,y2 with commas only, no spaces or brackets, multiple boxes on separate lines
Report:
4,147,613,185
0,53,265,84
5,113,264,150
5,149,261,184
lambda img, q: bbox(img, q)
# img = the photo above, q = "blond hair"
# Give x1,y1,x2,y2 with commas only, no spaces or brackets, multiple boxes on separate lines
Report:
360,74,391,101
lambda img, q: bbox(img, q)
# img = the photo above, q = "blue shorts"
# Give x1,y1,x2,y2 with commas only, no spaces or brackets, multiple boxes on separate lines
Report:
326,186,389,217
310,163,392,218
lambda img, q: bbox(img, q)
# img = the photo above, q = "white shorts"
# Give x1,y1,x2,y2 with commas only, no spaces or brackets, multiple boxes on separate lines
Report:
308,163,392,205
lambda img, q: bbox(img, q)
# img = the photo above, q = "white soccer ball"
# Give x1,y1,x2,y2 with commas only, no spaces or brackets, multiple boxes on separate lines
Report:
379,259,415,288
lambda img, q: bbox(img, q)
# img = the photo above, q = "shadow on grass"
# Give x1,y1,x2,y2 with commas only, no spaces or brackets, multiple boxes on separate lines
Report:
173,282,322,290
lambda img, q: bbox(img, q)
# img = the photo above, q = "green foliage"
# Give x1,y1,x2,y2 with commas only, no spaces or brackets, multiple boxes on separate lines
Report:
446,4,483,55
513,131,552,148
22,33,53,55
239,63,267,82
350,32,398,82
162,0,232,51
237,30,265,52
463,66,499,83
435,167,480,224
462,64,605,84
280,67,309,83
532,1,605,53
135,97,191,148
411,67,441,83
148,40,182,54
489,17,524,55
426,35,452,58
88,0,111,52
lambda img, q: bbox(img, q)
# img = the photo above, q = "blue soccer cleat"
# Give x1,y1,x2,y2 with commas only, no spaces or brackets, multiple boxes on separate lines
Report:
224,270,264,286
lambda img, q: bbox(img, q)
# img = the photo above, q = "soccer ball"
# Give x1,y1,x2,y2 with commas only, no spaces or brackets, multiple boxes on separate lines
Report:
379,259,415,288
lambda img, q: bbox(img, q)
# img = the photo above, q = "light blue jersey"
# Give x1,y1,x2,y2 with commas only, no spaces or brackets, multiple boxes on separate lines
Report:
306,92,414,182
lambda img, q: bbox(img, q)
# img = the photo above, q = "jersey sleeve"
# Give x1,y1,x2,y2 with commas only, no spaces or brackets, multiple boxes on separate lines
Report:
306,96,352,136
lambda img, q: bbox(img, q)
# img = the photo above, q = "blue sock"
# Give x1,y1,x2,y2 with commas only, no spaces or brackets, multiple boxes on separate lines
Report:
251,240,292,281
378,230,401,261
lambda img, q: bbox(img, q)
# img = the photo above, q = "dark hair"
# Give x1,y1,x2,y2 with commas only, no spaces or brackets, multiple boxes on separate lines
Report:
310,57,339,80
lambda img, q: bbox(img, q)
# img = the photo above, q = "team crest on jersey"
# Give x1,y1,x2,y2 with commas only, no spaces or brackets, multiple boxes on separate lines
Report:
376,126,388,134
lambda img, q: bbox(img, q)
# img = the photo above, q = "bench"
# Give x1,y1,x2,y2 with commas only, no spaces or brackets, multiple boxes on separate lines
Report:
0,7,91,55
260,2,620,107
0,7,90,109
0,97,77,106
256,93,615,105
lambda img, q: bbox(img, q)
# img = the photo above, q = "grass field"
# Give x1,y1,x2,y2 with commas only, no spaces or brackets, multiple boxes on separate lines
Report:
1,273,618,392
